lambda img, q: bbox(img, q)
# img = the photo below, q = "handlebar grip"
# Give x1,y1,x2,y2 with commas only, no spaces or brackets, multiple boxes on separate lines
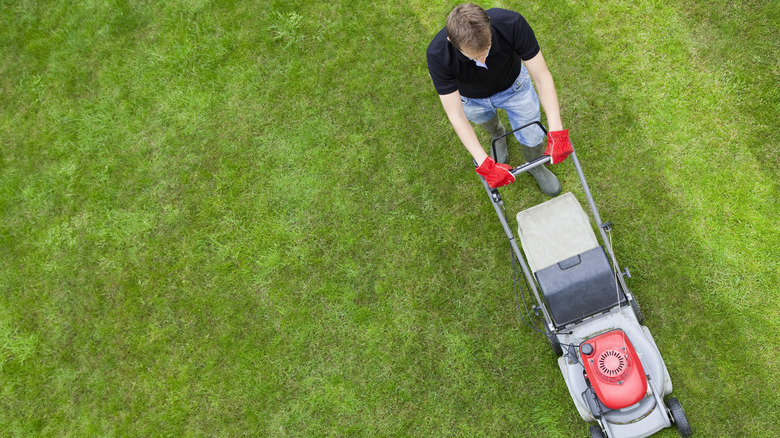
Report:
510,156,551,177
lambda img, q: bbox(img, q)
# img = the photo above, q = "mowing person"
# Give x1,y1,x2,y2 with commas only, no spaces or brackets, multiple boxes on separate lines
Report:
426,3,573,193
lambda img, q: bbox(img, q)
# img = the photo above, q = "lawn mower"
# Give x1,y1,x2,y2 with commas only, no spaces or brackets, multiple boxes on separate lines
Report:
476,122,693,438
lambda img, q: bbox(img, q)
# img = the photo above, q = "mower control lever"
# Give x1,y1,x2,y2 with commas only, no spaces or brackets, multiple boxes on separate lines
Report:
490,120,548,148
488,121,553,177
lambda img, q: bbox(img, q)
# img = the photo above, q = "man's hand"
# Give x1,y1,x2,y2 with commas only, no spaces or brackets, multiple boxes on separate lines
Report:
475,156,515,188
544,129,573,164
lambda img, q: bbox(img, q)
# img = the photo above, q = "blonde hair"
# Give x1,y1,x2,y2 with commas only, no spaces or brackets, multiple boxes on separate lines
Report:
446,3,492,52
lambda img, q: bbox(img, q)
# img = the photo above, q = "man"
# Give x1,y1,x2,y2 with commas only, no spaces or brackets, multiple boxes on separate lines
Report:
426,4,573,194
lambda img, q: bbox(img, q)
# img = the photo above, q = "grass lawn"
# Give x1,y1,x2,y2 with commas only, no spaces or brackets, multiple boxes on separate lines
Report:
1,0,778,436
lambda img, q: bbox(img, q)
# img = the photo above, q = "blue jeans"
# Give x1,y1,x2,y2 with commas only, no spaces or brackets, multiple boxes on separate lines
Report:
460,65,545,147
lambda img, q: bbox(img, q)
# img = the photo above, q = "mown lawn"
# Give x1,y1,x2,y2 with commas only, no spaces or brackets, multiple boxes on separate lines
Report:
1,0,777,436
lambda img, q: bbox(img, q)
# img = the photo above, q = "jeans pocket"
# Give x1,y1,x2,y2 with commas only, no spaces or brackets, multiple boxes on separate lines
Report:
512,66,531,92
512,73,530,92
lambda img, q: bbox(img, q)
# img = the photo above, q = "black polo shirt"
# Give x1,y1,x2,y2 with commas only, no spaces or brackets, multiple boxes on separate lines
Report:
426,8,540,98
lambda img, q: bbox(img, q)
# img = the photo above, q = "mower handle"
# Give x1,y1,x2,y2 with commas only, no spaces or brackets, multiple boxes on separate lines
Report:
488,121,551,176
511,156,551,176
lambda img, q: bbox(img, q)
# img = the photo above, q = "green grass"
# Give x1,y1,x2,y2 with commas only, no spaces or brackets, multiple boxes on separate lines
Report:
1,0,778,436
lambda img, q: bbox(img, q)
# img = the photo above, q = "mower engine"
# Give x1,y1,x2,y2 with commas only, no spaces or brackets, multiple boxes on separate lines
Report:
581,330,647,410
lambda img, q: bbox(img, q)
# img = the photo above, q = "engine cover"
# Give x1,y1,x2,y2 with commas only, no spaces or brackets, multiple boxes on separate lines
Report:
580,329,647,410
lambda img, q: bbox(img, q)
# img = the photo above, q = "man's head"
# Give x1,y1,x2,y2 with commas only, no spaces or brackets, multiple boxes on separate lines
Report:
446,3,492,56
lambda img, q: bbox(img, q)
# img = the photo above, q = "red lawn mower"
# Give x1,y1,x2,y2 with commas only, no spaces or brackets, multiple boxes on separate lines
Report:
477,122,692,437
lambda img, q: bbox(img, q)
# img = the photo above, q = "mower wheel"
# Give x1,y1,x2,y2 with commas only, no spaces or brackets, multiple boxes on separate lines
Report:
666,397,693,437
545,328,563,356
630,297,645,324
588,425,605,438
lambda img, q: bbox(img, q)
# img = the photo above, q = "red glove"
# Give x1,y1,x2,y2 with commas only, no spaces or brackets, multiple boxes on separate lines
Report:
476,156,515,189
544,129,573,164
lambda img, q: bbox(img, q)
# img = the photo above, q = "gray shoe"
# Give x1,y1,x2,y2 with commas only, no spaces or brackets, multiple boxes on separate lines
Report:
522,142,561,196
479,114,508,164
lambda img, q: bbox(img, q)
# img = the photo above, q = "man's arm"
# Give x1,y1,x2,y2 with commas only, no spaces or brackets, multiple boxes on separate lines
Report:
438,90,489,165
523,50,563,131
524,50,573,164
